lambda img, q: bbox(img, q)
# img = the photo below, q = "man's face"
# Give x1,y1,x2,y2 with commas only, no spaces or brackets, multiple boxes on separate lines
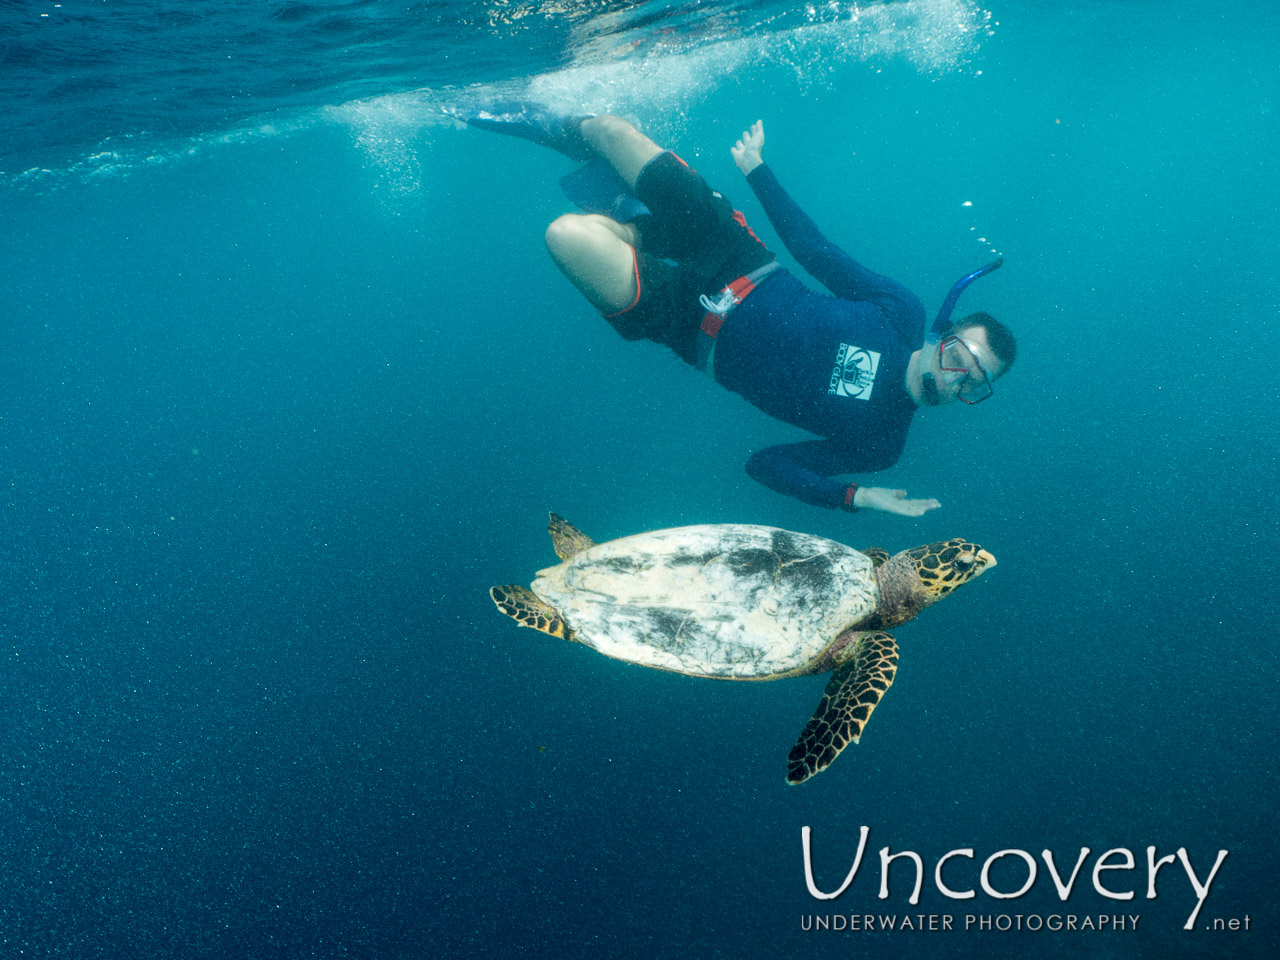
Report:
928,326,1002,405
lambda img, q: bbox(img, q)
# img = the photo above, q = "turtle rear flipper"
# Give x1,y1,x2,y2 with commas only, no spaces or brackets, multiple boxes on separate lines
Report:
490,585,574,641
786,632,899,784
548,512,596,560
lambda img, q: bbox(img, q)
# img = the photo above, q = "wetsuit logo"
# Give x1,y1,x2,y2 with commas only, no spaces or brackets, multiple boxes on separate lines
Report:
829,343,880,400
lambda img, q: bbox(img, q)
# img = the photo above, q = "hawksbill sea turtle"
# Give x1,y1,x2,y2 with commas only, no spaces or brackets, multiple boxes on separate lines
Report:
490,513,996,784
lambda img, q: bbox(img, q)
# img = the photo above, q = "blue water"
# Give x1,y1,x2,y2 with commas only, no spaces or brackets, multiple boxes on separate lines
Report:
3,1,1277,957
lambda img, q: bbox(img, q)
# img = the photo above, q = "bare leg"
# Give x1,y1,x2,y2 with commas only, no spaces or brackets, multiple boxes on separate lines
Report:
579,115,664,189
543,116,662,313
544,213,641,314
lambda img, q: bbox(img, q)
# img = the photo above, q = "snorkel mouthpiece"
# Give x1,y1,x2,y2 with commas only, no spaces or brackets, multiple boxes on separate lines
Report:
920,257,1003,400
921,375,941,406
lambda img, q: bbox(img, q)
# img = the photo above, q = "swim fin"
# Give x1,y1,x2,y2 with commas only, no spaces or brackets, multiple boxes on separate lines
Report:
559,158,651,224
454,101,594,161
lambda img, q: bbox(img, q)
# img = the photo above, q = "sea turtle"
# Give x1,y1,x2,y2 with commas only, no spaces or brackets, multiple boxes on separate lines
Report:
490,513,996,784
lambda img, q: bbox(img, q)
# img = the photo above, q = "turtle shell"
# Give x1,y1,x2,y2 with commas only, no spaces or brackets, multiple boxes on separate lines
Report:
532,524,877,679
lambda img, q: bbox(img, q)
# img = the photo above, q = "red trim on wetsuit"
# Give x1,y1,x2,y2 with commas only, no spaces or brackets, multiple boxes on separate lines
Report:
732,209,767,248
602,246,642,318
842,483,860,511
699,272,764,337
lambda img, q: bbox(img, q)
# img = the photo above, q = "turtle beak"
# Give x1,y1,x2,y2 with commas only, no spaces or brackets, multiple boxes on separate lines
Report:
976,549,997,570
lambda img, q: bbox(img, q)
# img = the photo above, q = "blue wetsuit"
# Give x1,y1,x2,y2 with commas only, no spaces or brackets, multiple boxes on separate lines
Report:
711,164,926,510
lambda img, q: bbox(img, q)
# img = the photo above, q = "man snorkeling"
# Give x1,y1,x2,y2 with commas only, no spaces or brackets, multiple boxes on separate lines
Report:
462,110,1016,518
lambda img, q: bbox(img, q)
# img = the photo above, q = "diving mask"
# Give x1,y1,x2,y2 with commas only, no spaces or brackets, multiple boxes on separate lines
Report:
938,336,993,404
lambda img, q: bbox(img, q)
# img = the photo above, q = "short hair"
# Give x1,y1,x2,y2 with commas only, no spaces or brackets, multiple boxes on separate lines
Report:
952,311,1016,376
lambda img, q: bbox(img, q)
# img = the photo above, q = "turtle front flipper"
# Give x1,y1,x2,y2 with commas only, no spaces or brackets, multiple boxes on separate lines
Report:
861,547,890,568
548,513,596,560
786,632,899,785
490,585,575,641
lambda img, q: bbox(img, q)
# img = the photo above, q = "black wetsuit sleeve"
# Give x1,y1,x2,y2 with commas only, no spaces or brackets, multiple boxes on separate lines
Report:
745,440,879,510
745,163,924,319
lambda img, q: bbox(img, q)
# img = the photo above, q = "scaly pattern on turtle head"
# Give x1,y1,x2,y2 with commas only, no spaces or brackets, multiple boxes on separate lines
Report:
905,539,997,602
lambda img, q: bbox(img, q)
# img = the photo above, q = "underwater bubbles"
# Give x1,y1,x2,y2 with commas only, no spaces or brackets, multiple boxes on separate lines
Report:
328,97,430,203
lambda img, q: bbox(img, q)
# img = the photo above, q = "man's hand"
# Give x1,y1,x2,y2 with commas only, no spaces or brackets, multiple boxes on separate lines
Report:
731,120,765,175
854,486,941,517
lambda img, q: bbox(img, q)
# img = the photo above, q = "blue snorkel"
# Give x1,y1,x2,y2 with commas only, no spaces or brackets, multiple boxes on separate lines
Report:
920,257,1004,403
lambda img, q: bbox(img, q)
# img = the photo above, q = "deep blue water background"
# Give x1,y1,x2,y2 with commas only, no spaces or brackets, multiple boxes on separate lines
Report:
2,1,1278,957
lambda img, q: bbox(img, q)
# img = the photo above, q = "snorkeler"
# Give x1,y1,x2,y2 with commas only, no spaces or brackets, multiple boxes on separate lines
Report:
461,109,1016,518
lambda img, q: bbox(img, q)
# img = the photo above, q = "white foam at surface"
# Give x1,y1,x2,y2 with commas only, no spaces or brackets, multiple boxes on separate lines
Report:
6,0,992,193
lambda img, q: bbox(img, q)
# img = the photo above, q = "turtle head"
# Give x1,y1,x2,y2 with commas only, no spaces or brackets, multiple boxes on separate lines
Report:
875,538,996,626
